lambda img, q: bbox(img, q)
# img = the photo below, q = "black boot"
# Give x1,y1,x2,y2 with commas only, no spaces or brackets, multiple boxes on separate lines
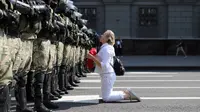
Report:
15,74,34,112
43,73,59,101
0,84,11,112
74,76,80,84
43,94,59,109
34,72,52,112
80,73,87,77
51,69,62,99
58,66,68,95
65,74,74,90
51,91,62,99
66,85,74,90
34,97,53,112
56,89,65,95
69,75,79,87
15,87,34,112
75,65,81,78
69,67,79,87
49,93,59,100
26,71,35,102
60,88,68,94
79,62,87,77
64,70,74,90
54,67,62,96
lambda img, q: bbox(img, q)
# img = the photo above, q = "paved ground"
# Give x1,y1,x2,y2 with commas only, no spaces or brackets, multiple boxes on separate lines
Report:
119,56,200,67
11,71,200,112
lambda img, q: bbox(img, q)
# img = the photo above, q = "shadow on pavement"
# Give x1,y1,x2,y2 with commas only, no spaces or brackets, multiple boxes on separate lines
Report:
99,99,140,104
54,102,99,110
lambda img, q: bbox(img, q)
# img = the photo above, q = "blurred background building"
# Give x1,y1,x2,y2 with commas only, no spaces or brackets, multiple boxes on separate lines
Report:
74,0,200,55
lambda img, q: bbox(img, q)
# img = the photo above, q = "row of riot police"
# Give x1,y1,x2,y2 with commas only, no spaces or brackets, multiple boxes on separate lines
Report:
0,0,99,112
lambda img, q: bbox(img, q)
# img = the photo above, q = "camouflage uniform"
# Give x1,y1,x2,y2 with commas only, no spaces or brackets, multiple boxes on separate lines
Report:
0,29,13,112
12,0,44,111
60,17,74,89
0,1,19,112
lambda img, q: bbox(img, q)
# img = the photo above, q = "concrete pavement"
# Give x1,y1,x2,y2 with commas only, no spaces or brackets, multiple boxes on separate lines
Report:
10,71,200,112
55,71,200,112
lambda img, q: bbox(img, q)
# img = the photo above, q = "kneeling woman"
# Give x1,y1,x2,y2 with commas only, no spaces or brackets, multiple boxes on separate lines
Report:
87,30,141,102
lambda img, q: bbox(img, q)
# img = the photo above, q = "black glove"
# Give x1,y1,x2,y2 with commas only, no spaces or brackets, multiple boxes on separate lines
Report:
5,10,19,26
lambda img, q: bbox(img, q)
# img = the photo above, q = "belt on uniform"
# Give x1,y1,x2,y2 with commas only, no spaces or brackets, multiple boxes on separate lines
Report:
0,83,13,90
51,41,57,45
7,30,19,37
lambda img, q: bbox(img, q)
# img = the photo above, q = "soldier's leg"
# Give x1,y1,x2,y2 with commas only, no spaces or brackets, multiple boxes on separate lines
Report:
54,66,64,95
74,47,81,84
65,66,74,90
74,46,80,78
25,40,34,102
26,71,34,102
59,65,66,90
46,45,59,101
82,49,89,73
43,72,59,109
67,46,74,86
0,32,13,112
57,66,68,94
15,74,34,112
65,45,74,89
68,46,79,87
61,45,73,90
82,48,88,75
14,39,33,112
78,48,86,77
50,69,62,98
81,48,88,73
34,72,52,112
0,85,10,112
60,45,68,91
75,48,81,78
55,66,65,95
31,39,54,112
73,46,80,84
85,49,91,73
48,44,62,98
51,68,62,98
56,42,67,94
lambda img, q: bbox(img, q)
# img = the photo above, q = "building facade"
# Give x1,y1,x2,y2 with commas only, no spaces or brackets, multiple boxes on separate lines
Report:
74,0,200,55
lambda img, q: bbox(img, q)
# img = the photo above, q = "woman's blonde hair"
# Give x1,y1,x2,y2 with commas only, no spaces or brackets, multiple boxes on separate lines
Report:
104,30,115,45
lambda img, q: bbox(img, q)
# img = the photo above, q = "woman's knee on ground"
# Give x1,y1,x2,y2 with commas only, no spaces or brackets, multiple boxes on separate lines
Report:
102,95,111,102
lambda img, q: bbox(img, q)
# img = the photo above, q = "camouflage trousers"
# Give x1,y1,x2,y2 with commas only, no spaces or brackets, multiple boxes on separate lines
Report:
75,46,81,66
56,42,64,67
0,30,13,85
32,39,51,73
18,33,36,74
47,43,57,73
80,47,86,63
62,45,73,67
0,30,13,112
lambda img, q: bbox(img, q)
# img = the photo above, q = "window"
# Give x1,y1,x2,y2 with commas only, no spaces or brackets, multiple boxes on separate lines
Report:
139,7,158,26
78,8,97,30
